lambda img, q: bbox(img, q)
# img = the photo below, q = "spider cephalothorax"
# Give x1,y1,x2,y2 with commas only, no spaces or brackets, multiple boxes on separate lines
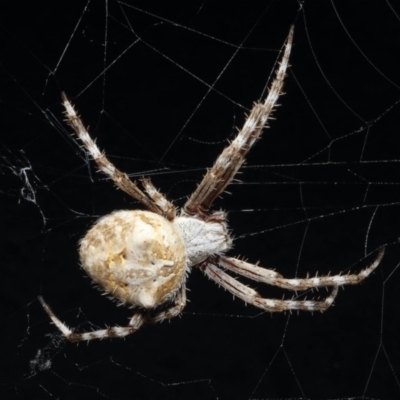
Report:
39,26,384,342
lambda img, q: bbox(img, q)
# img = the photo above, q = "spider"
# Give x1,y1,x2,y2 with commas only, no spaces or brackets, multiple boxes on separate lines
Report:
39,26,384,342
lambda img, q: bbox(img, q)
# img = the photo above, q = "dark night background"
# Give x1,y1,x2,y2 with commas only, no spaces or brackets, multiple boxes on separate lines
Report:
1,1,400,399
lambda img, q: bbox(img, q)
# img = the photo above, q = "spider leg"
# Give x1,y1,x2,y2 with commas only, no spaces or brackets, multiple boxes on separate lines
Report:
38,296,145,341
217,247,384,291
62,93,174,218
140,177,176,220
183,26,293,218
147,283,187,324
202,263,339,312
39,284,187,342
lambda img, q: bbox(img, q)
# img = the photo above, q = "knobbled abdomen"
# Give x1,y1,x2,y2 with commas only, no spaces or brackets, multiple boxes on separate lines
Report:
79,210,187,309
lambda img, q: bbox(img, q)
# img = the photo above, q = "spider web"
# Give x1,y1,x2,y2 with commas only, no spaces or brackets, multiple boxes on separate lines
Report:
1,1,400,399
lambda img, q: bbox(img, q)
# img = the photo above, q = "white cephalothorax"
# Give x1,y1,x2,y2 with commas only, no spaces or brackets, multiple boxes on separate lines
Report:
39,26,384,342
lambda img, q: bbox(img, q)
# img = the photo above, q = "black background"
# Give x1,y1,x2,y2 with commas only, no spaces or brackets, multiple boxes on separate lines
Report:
1,1,400,399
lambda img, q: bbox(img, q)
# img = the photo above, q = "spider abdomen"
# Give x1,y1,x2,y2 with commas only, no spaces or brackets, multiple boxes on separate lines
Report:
79,210,187,309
